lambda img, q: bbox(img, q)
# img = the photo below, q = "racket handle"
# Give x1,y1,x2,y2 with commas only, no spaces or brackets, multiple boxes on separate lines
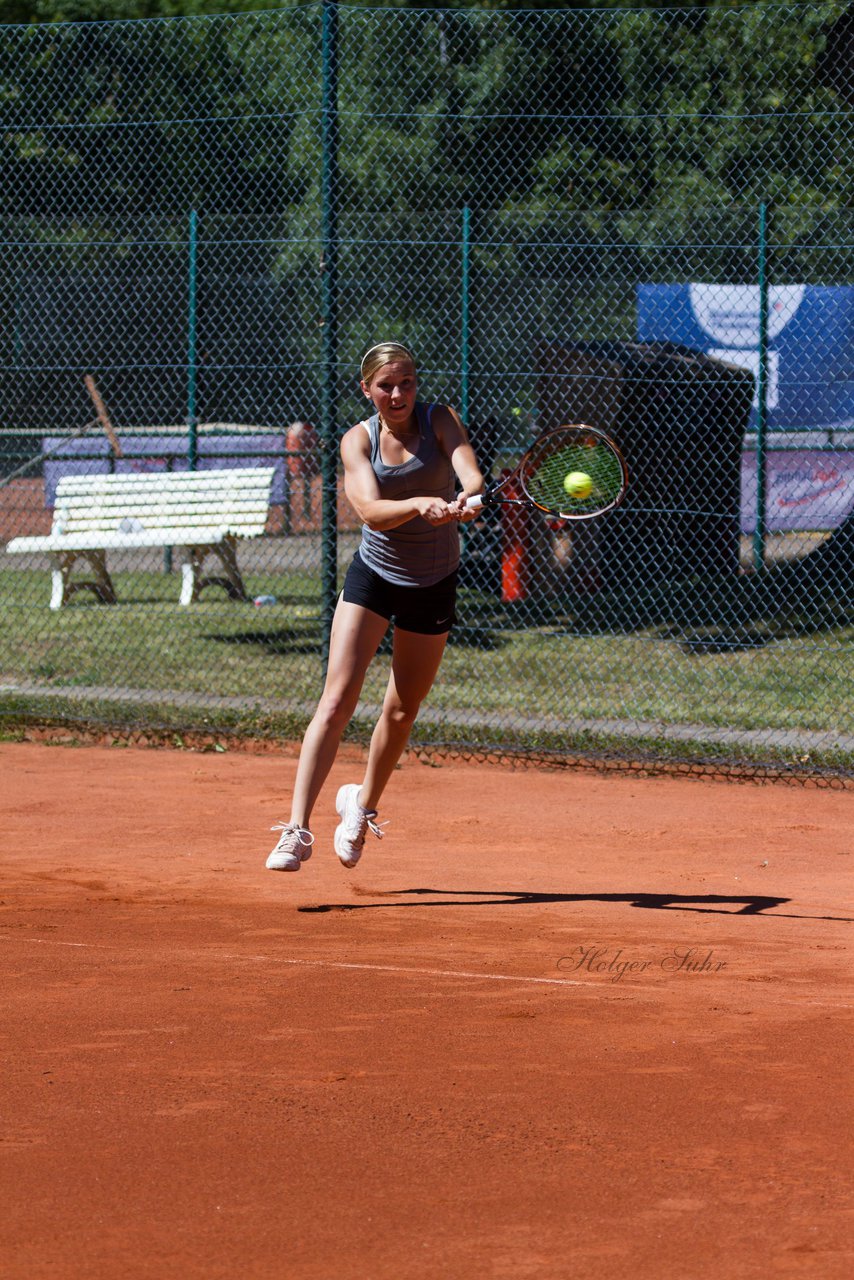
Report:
464,493,485,511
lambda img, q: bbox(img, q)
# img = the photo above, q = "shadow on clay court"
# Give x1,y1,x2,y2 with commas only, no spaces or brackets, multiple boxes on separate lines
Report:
300,890,853,923
300,889,791,916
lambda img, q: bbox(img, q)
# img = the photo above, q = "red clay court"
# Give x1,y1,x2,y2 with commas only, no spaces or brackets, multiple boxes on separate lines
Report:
2,741,852,1279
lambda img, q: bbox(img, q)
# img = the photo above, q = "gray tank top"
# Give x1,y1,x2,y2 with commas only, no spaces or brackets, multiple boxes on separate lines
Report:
358,401,460,587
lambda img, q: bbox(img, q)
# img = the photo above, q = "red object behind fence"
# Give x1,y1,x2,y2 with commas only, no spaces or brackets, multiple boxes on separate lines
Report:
498,470,530,602
285,421,320,481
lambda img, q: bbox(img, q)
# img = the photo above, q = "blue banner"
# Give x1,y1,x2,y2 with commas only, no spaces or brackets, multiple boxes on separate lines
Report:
637,284,854,433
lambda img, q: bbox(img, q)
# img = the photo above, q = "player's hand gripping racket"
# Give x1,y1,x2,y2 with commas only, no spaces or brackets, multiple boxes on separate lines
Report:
465,424,628,520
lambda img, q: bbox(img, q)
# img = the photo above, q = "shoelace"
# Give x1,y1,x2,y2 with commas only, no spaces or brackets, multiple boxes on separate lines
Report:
344,810,388,846
270,821,314,850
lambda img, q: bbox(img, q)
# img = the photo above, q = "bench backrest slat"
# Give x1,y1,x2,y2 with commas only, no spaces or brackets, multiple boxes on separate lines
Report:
51,467,276,538
57,468,274,489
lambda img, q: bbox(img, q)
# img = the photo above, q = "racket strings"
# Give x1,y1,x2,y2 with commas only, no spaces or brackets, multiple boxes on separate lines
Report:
523,438,625,516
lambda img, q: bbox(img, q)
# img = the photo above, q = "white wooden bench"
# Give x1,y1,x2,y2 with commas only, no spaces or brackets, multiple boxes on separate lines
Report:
5,467,276,608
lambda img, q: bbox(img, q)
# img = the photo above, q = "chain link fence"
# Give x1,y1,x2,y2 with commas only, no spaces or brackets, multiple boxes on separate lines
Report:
1,1,852,782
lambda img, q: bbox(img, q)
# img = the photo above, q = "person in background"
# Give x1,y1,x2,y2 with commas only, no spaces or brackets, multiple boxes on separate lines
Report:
285,419,320,524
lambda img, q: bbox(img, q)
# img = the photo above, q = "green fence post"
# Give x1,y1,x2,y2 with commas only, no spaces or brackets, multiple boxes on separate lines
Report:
753,201,769,573
320,0,340,669
13,274,23,368
460,205,472,557
187,208,199,473
461,204,471,426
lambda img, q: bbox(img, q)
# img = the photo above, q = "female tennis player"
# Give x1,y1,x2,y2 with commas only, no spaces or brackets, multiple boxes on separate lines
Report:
266,341,485,872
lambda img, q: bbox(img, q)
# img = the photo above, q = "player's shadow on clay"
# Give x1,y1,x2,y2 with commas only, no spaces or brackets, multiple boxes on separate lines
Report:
299,889,793,917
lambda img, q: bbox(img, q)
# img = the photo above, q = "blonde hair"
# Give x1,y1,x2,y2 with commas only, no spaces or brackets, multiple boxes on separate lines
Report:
359,341,416,383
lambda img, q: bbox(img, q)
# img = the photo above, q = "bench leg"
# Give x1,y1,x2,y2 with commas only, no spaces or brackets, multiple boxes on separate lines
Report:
180,538,248,605
49,550,117,610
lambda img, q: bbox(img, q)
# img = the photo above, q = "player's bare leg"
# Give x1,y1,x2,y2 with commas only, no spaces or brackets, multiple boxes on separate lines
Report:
359,626,448,810
333,626,448,868
289,598,389,828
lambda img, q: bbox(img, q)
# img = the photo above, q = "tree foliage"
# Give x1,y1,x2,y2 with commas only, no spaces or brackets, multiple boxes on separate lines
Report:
0,1,849,220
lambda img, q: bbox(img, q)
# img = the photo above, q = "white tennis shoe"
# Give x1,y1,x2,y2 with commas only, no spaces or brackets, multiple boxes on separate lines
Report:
334,784,386,869
266,822,314,872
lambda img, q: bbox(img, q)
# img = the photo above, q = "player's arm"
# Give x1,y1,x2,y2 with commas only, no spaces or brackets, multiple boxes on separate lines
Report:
433,405,485,518
341,423,456,530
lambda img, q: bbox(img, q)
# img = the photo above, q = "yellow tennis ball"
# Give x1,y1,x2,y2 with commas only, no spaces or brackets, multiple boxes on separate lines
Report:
564,470,593,499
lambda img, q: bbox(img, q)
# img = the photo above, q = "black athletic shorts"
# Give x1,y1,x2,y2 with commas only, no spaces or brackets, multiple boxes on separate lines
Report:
341,552,458,636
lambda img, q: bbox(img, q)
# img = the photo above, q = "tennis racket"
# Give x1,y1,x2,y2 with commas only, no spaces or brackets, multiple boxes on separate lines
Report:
465,424,628,521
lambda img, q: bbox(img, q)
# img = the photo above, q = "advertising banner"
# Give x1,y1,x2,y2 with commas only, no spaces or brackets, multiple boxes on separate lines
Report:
637,284,854,432
638,285,854,531
741,450,854,533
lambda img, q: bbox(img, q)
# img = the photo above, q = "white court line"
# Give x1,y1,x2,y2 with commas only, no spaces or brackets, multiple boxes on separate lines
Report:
5,936,850,1006
2,934,584,986
275,957,586,987
4,937,88,947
